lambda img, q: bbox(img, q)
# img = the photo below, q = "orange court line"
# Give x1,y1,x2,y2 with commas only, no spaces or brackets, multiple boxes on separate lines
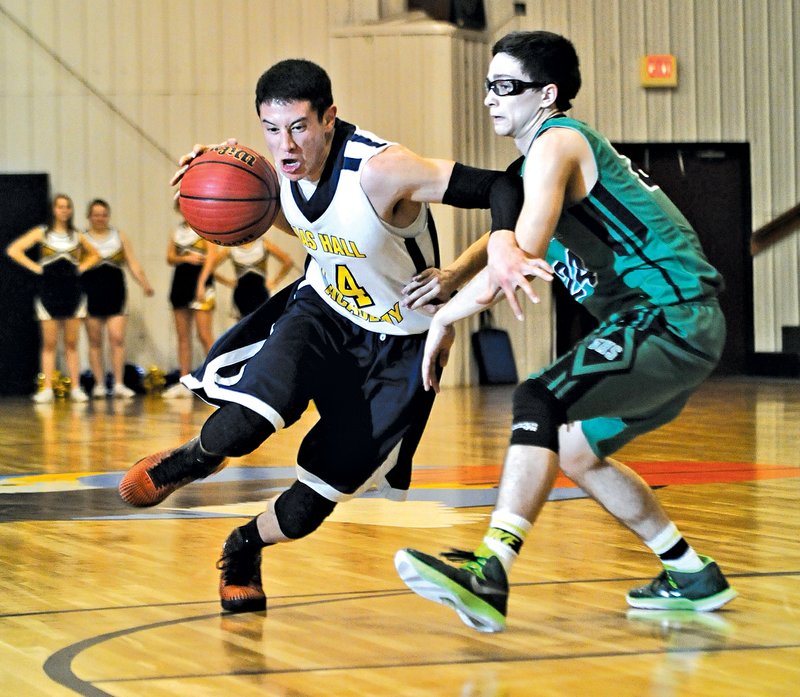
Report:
412,461,800,489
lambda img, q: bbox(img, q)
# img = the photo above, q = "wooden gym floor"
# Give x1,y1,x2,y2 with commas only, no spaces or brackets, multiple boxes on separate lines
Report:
0,377,798,696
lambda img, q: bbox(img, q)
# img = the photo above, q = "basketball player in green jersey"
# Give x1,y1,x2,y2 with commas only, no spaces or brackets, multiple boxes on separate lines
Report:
395,31,737,632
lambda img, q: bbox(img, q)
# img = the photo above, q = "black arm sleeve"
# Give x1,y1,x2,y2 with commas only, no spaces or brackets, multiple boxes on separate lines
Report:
489,168,524,232
441,162,503,209
442,159,525,231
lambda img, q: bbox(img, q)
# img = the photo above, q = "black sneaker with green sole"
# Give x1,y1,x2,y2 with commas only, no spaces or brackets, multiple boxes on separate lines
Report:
394,548,508,633
626,555,737,611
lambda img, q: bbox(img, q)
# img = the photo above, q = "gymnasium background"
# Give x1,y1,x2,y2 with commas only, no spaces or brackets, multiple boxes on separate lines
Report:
0,0,797,387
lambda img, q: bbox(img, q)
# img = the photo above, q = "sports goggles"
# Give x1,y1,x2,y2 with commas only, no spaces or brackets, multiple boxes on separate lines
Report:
484,78,546,96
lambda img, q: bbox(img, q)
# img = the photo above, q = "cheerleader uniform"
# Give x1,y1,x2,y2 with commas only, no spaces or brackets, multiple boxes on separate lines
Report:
169,223,215,311
34,227,87,320
230,243,270,317
82,228,127,317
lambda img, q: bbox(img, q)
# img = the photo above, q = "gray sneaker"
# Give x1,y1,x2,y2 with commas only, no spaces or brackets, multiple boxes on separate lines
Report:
395,549,508,632
626,556,737,611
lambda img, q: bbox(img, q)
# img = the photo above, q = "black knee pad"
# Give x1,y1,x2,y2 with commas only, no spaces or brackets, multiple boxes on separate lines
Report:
200,403,275,457
274,481,336,540
510,379,566,453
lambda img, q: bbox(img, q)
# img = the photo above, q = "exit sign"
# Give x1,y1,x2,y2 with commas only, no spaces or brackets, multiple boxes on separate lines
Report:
640,54,678,88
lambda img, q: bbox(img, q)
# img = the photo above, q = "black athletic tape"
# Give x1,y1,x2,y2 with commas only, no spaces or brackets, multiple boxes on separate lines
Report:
510,379,566,452
274,481,336,539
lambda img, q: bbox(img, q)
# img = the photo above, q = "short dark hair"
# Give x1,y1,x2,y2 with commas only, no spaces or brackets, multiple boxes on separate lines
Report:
87,198,110,217
492,31,581,111
254,59,333,120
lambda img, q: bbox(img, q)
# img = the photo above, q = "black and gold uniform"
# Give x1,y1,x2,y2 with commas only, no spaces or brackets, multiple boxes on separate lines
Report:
34,227,86,320
169,223,215,311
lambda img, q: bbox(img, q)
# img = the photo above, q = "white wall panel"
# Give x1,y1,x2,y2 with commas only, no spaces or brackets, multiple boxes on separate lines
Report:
718,1,745,138
87,1,113,93
113,0,140,95
693,0,721,139
219,0,249,94
29,1,57,96
166,0,195,92
54,0,85,94
670,0,697,139
591,0,621,136
192,0,222,95
139,0,168,95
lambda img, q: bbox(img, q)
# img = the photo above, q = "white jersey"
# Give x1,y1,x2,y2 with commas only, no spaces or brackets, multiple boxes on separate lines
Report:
280,120,439,336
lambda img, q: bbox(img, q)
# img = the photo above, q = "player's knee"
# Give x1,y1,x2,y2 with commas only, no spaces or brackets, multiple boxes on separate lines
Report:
558,433,601,481
200,403,275,457
274,481,336,539
510,379,566,453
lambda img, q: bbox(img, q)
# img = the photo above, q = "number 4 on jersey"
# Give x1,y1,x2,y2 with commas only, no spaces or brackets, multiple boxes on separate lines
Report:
336,265,374,308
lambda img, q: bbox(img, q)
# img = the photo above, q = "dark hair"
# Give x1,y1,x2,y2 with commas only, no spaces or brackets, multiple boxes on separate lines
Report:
87,198,110,217
492,31,581,111
48,193,75,231
254,59,333,120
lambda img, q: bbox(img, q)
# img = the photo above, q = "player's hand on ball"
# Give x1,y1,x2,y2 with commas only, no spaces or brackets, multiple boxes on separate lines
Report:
170,138,239,189
177,143,280,246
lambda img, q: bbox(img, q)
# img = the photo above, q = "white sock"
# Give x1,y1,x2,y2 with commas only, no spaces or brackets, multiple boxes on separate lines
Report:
645,523,705,572
477,510,532,574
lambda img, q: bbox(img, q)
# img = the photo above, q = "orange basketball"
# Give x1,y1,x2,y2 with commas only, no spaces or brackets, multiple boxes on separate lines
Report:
178,144,280,246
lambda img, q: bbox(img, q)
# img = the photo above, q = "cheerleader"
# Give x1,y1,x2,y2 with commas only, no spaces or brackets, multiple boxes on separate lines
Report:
162,210,217,398
196,237,294,319
6,194,99,402
82,199,154,398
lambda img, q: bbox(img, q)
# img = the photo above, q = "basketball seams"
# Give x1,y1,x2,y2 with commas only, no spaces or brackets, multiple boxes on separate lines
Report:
179,145,280,245
180,194,277,203
187,157,273,182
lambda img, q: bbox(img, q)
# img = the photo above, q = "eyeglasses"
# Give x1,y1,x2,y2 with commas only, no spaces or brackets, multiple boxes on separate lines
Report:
484,78,546,96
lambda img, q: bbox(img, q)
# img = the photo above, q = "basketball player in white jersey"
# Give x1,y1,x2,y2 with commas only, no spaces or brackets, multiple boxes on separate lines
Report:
119,59,550,614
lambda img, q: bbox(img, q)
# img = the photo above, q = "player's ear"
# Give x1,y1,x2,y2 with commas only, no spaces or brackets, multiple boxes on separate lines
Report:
322,105,337,130
541,83,558,108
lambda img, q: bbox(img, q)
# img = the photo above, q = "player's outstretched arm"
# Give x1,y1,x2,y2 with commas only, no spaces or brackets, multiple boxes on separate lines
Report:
420,266,504,391
363,145,518,217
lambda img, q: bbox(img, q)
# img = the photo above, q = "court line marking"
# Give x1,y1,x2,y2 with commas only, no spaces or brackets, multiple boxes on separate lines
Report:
40,570,800,695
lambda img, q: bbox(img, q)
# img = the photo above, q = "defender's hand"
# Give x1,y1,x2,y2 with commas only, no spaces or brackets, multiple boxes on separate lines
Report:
421,319,455,393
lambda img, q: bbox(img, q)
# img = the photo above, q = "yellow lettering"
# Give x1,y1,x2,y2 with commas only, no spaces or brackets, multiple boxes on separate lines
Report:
293,227,317,250
330,237,344,256
379,302,403,325
347,240,366,258
319,234,333,253
325,285,384,323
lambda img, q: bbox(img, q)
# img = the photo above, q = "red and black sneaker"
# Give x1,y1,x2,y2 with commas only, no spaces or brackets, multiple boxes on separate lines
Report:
118,438,226,507
217,528,267,614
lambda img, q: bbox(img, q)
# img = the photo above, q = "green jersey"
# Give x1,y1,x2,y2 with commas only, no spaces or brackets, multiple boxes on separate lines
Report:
528,117,723,319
